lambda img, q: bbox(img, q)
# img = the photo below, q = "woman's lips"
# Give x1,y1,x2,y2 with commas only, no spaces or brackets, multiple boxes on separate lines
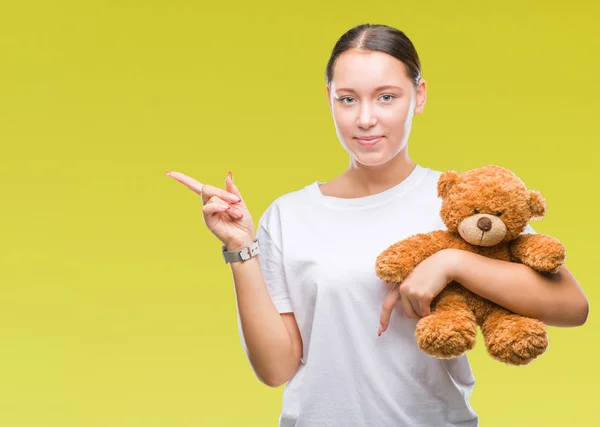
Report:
355,136,383,146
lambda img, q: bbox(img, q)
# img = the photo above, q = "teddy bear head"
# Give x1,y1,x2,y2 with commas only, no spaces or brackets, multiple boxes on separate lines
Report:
437,165,546,247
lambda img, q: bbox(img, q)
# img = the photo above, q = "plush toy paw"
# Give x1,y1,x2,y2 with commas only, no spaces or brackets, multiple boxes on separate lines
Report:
415,310,477,359
512,234,566,274
530,237,566,274
483,315,548,365
375,246,418,283
375,260,413,284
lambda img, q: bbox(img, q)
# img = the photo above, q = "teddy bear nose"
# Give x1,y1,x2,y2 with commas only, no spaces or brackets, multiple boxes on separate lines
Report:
477,217,493,232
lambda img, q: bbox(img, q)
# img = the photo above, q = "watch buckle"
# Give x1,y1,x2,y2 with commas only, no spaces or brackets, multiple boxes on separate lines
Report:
239,247,251,261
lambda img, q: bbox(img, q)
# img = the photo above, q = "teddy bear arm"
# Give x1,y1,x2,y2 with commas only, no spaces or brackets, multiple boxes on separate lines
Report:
509,234,566,274
375,230,453,283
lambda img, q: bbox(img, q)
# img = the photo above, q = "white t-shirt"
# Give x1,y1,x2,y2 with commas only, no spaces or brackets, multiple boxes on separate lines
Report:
238,164,533,426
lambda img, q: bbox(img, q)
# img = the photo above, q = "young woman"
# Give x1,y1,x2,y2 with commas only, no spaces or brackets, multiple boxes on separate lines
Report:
166,23,589,427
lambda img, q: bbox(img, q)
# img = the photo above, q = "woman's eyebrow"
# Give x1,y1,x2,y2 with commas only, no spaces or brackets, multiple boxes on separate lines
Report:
335,85,404,93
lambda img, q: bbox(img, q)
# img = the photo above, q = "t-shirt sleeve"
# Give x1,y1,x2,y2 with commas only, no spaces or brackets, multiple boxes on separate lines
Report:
256,221,293,313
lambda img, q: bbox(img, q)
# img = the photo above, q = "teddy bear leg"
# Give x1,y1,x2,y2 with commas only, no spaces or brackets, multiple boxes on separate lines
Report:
481,307,548,366
415,288,477,359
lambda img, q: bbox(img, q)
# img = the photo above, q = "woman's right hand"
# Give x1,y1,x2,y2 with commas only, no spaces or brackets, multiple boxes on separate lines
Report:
165,171,256,250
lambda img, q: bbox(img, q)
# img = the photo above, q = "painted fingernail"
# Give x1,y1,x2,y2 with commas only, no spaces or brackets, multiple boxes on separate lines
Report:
378,325,383,336
228,194,241,203
228,171,232,179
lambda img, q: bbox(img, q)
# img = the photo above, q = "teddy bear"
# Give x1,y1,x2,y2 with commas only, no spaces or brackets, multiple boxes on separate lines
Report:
375,165,566,366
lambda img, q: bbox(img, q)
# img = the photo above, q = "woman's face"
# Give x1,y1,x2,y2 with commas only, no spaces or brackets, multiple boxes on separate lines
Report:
326,49,426,167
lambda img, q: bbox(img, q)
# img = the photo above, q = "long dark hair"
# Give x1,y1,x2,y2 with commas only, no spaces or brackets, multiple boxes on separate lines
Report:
325,24,422,88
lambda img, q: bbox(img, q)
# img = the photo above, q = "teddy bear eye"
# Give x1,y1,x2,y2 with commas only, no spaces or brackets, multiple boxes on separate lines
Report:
474,209,480,214
496,211,503,217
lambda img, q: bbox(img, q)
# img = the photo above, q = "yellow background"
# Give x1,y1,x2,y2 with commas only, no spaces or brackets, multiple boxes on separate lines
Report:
1,1,598,425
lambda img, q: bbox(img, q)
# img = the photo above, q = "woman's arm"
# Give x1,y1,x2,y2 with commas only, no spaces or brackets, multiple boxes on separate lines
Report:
231,251,303,387
448,249,589,327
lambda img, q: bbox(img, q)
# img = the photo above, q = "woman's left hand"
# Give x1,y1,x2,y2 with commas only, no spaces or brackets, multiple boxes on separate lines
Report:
378,249,461,336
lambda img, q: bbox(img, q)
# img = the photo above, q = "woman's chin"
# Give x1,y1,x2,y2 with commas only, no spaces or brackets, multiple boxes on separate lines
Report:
353,152,393,167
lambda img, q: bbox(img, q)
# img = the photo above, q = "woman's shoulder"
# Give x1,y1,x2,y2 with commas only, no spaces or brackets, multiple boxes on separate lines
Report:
423,164,444,179
257,182,315,226
266,182,314,209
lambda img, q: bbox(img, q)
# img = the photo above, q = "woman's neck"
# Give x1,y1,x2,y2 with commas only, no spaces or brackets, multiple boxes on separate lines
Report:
341,150,416,198
318,149,417,199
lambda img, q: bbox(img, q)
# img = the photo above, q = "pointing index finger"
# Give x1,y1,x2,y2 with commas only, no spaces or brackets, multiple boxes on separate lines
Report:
166,171,242,204
379,285,401,336
166,171,204,194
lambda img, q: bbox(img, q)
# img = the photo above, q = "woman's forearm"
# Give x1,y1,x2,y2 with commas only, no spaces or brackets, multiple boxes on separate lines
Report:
230,255,301,387
448,249,589,327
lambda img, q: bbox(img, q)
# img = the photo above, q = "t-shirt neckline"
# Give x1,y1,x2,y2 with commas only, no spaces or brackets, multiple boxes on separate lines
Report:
305,164,429,210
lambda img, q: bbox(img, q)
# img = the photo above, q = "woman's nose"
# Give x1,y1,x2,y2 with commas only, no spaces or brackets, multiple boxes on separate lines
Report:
357,106,377,128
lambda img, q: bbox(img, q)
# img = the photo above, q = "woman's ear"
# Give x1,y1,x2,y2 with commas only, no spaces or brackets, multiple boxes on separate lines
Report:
529,190,546,218
437,170,458,199
414,78,427,115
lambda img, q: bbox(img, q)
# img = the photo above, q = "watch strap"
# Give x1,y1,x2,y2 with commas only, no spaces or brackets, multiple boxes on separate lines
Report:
222,238,260,263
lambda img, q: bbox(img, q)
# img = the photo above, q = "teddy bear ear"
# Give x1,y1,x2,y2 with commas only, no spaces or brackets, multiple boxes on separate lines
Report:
437,170,459,198
529,190,546,218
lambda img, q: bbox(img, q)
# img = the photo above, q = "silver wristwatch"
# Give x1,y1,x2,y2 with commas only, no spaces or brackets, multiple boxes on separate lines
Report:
222,238,260,263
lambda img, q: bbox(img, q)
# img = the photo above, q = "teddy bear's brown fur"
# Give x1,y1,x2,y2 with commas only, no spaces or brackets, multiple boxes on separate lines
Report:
375,165,566,365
